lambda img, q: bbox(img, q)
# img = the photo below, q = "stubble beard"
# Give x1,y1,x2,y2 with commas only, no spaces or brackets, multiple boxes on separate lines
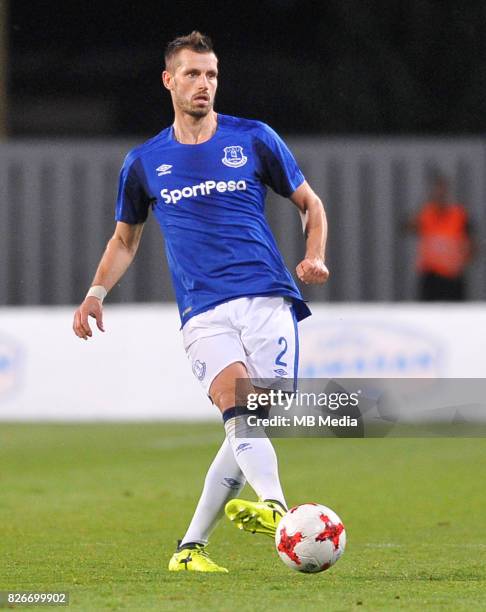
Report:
186,105,211,118
174,91,213,118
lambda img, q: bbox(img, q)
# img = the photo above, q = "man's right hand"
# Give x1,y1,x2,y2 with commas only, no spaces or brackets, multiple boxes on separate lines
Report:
73,297,105,340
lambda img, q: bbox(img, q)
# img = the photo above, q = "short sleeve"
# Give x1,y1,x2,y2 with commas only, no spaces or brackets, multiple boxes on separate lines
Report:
115,154,151,224
254,123,305,197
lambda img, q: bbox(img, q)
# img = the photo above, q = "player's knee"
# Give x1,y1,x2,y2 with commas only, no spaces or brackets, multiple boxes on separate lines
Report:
210,361,252,411
210,388,236,412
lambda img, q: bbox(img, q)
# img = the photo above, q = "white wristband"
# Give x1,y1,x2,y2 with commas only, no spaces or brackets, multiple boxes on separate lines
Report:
86,285,107,303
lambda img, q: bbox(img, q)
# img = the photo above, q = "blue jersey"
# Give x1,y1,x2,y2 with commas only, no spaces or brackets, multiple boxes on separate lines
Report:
115,113,311,326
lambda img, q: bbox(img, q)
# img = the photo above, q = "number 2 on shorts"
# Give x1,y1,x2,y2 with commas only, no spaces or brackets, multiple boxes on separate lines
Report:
275,336,288,367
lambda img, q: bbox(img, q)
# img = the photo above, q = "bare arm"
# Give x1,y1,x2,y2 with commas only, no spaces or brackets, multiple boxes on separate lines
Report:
290,180,329,284
73,221,144,339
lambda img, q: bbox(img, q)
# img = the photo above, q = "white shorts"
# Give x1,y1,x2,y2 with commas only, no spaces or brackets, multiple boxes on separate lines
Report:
182,296,299,395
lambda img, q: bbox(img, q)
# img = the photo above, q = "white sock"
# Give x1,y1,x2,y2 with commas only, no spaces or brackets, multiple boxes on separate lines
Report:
224,414,287,509
180,438,245,547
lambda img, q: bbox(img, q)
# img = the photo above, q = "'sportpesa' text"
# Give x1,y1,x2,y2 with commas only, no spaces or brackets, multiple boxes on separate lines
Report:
161,180,247,204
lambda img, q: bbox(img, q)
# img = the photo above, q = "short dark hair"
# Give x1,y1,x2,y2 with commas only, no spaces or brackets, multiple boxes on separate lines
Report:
164,31,215,69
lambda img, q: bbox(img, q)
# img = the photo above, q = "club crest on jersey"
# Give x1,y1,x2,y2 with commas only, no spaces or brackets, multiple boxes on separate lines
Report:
222,146,248,168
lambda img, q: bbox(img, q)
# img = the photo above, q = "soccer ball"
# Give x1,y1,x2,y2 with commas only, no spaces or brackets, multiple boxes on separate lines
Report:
275,503,346,573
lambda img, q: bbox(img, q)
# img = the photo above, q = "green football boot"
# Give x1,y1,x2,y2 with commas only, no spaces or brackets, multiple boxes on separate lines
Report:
168,542,228,573
225,498,286,537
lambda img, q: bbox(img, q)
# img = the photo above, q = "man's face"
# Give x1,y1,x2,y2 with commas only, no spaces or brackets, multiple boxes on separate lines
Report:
163,50,218,118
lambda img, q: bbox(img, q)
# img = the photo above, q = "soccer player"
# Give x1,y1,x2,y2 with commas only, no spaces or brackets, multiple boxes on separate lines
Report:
73,31,329,573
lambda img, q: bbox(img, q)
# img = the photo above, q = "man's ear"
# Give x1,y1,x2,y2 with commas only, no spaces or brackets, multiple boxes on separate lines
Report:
162,70,172,91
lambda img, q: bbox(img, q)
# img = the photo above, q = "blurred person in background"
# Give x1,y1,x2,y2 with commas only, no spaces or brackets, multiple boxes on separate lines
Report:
406,173,475,301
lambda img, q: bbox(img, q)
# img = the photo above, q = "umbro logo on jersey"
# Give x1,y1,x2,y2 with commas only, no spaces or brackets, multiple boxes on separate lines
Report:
156,164,172,176
222,145,248,168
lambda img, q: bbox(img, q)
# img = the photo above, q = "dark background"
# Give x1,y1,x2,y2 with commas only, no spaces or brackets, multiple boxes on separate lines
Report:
8,0,486,137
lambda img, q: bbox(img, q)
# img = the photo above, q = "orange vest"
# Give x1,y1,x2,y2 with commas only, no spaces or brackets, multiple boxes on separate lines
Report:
417,202,470,278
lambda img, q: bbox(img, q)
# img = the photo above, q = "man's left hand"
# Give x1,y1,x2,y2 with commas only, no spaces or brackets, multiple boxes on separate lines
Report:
296,258,329,285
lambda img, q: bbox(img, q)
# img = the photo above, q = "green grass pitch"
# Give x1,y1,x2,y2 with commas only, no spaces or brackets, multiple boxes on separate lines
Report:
1,423,486,611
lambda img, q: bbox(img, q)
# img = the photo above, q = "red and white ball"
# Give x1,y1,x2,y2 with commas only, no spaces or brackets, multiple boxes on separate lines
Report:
275,503,346,573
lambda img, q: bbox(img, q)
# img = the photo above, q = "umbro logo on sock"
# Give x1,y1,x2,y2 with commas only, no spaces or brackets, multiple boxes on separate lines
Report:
235,442,252,455
223,477,242,489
